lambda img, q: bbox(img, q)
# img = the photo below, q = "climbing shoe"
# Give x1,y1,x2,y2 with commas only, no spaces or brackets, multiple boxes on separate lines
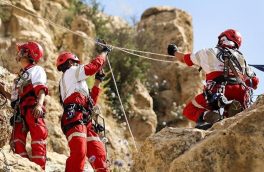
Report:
195,122,213,130
195,113,212,130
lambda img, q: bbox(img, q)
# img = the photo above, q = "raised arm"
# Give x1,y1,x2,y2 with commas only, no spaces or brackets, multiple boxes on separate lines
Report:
167,44,194,66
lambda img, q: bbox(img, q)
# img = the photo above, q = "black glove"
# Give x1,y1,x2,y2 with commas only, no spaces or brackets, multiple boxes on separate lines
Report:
95,70,105,82
167,43,178,56
102,45,112,53
96,39,112,54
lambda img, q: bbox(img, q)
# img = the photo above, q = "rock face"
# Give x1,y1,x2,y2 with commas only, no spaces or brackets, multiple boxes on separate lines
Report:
0,146,43,172
128,80,157,142
0,66,15,148
137,7,202,129
0,0,132,171
132,95,264,172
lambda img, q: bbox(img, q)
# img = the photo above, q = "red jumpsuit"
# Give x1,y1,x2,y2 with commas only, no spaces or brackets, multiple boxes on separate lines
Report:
59,55,108,172
11,64,48,170
181,48,259,122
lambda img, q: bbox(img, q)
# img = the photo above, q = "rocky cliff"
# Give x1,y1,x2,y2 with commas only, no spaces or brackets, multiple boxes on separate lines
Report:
137,7,202,131
0,0,135,171
132,95,264,172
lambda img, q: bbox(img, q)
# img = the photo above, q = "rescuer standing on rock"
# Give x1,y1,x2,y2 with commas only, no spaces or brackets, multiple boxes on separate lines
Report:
56,42,111,172
167,29,259,129
10,41,48,170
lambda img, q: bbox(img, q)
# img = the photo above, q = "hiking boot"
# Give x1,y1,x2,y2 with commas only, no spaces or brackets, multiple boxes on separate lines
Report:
195,113,213,130
203,110,221,124
226,100,243,117
195,122,213,130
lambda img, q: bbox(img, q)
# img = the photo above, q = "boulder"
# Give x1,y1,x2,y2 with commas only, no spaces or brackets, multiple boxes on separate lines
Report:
128,81,157,142
0,146,43,172
0,66,16,148
132,95,264,172
71,15,96,37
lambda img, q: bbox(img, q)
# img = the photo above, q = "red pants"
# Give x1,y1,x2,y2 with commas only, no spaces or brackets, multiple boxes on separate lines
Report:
63,112,108,172
183,84,249,122
12,108,48,170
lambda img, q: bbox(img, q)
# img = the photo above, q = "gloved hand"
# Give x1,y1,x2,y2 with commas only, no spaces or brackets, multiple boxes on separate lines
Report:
96,39,112,54
95,69,105,82
167,43,178,56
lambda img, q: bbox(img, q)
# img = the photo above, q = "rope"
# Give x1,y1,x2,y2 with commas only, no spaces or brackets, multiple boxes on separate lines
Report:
106,56,138,152
118,48,175,63
95,41,176,63
1,0,175,63
96,41,174,58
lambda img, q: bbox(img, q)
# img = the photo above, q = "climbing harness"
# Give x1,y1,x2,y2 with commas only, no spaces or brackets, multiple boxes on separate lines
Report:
61,103,91,134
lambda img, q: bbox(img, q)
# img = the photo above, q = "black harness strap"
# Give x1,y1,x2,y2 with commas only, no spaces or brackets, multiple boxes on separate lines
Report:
218,47,247,87
62,120,86,134
62,103,92,134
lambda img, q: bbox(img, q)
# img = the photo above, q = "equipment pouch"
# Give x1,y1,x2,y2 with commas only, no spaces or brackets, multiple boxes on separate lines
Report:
64,104,76,120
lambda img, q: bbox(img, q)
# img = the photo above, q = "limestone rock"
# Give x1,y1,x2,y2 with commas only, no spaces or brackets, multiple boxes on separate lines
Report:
138,6,193,54
31,0,42,11
128,81,157,142
0,109,11,148
0,66,16,148
97,12,129,32
45,151,67,172
52,0,69,8
138,6,202,129
106,16,129,31
132,95,264,172
71,15,95,37
62,31,95,61
132,127,209,172
0,146,43,172
0,146,69,172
